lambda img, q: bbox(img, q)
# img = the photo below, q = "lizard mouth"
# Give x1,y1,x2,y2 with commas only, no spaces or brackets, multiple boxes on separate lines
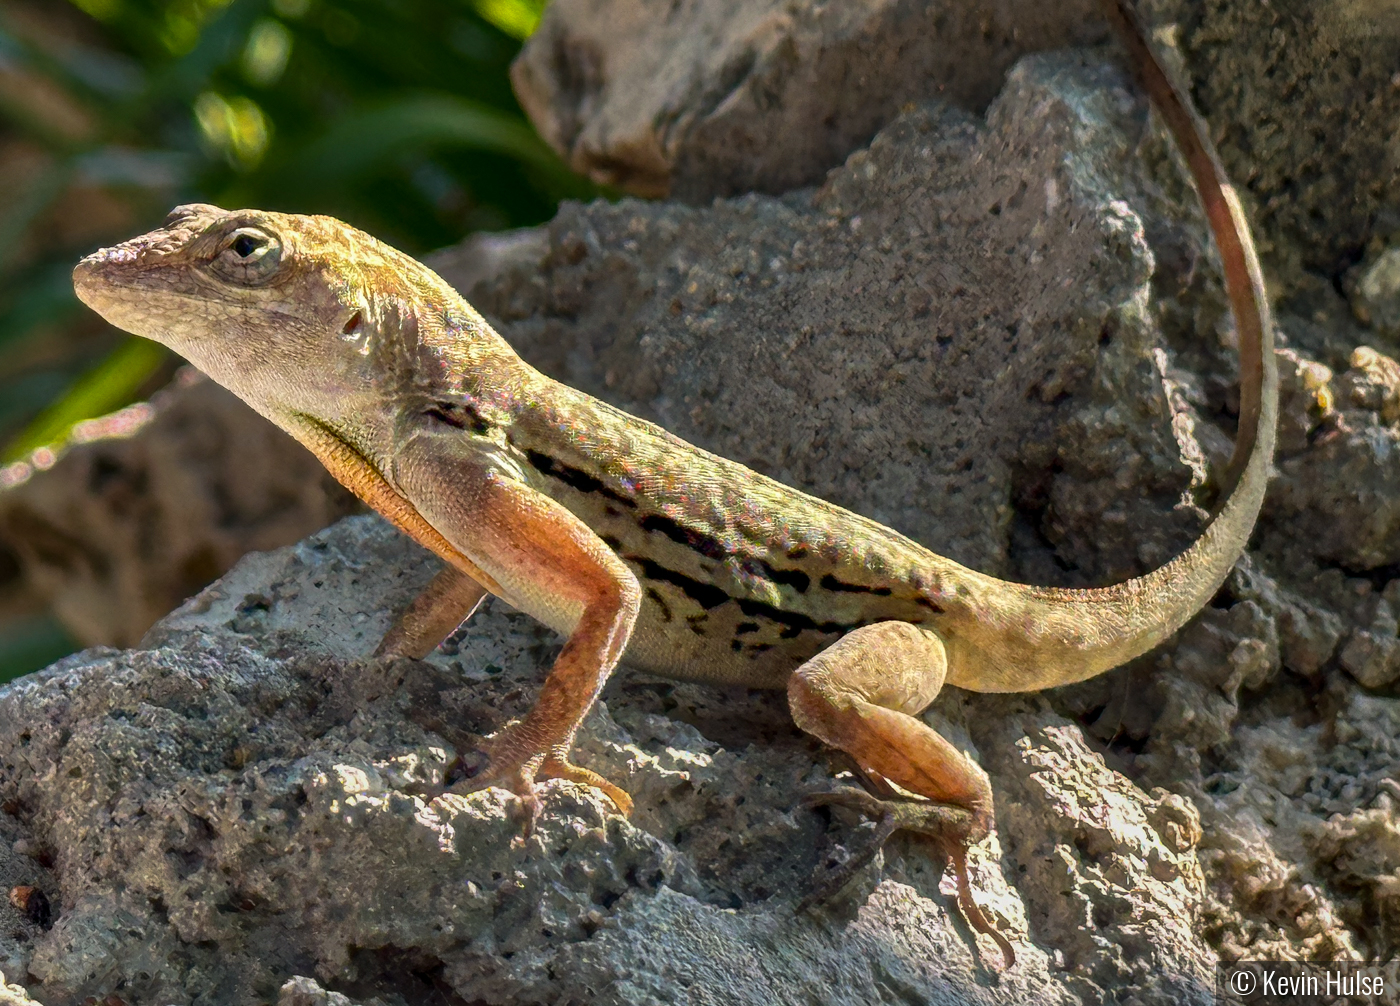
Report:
73,204,228,314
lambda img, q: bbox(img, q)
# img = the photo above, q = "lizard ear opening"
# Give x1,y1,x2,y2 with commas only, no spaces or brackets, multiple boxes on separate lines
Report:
342,311,363,336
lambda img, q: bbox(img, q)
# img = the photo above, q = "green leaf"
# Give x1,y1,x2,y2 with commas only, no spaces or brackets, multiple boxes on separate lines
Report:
265,93,568,192
138,0,266,107
3,337,167,462
470,0,546,40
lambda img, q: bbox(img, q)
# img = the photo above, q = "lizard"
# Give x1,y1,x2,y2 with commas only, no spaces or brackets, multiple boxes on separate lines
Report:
70,0,1274,970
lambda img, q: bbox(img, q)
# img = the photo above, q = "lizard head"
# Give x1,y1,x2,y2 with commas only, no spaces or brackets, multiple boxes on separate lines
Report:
72,203,485,425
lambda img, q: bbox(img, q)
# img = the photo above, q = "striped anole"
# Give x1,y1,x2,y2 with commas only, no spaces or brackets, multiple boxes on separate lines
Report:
71,0,1275,969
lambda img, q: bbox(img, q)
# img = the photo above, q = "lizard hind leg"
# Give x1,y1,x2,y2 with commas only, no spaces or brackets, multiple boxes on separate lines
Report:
787,621,1013,968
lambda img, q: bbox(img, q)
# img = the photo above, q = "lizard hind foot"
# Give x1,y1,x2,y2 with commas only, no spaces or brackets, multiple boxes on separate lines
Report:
799,787,1015,970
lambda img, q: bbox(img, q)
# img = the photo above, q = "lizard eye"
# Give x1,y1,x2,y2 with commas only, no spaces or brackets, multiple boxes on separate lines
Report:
211,227,282,284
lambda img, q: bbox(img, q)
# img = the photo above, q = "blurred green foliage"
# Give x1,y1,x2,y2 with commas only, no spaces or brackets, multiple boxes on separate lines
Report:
0,0,592,683
0,0,589,461
0,614,75,686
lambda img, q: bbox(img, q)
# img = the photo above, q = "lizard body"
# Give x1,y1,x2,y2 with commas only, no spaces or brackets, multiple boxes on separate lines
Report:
71,0,1274,969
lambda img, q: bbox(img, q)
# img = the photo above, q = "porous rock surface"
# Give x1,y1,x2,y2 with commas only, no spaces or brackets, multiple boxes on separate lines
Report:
1147,0,1400,292
516,0,1400,298
0,516,1209,1005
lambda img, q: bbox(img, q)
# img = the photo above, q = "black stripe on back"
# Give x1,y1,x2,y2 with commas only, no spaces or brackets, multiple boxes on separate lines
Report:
640,513,728,560
525,449,638,508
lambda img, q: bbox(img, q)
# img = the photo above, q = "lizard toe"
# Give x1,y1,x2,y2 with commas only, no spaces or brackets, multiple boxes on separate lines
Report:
540,754,633,816
801,787,1014,970
443,756,546,835
438,728,631,820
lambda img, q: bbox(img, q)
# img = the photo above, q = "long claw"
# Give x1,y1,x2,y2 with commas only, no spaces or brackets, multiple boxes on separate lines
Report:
801,788,1015,970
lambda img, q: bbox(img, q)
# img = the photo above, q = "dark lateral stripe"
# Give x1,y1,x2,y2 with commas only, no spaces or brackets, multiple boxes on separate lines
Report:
641,512,813,595
640,513,728,561
819,573,892,596
756,562,810,593
425,401,490,435
525,449,637,508
734,597,850,639
644,586,673,622
631,556,731,609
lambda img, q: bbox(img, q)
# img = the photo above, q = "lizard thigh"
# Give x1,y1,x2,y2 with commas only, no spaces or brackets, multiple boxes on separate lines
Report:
787,621,992,834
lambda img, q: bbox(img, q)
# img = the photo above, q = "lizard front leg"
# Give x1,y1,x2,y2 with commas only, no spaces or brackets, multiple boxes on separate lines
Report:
288,417,495,659
375,566,488,659
392,435,640,818
289,415,637,815
788,621,1013,968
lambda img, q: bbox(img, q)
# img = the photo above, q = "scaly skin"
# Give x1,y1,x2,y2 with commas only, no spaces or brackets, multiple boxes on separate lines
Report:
70,0,1274,970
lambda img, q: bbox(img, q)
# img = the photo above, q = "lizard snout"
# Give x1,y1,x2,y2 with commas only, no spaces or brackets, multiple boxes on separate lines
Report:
71,244,164,337
72,252,114,311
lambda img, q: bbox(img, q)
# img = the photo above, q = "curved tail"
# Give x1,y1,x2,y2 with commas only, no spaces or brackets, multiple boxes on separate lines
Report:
943,0,1277,693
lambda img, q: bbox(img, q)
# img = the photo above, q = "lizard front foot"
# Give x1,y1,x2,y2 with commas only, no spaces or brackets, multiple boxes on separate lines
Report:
801,787,1014,970
438,724,634,825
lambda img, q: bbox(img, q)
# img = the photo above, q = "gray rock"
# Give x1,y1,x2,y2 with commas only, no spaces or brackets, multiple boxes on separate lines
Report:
0,811,53,984
512,0,1108,201
0,372,358,649
1268,416,1400,572
0,515,1214,1005
4,2,1400,999
277,976,362,1006
1148,0,1400,292
513,0,1400,306
0,972,41,1006
457,52,1208,586
1349,247,1400,338
981,713,1215,1004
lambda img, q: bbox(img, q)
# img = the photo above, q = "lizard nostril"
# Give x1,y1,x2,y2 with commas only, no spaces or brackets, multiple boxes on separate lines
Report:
341,311,363,336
